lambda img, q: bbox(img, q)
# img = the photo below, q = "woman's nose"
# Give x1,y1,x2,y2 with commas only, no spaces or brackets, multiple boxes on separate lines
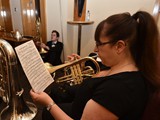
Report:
94,46,98,52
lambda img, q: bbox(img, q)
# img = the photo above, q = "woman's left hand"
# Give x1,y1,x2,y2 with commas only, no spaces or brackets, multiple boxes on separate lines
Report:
30,89,54,107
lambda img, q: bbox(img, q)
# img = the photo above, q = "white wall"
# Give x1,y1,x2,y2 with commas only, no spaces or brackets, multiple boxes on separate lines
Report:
46,0,69,62
10,0,23,33
9,0,156,61
46,0,155,61
81,0,155,57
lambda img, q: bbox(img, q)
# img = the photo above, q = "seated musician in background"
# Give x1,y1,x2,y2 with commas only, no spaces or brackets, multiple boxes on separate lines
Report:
41,30,63,66
30,11,160,120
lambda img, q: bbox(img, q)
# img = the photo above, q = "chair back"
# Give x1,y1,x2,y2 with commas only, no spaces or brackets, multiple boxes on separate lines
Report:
142,89,160,120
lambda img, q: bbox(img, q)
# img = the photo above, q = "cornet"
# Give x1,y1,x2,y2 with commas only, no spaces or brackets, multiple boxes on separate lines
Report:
45,56,100,86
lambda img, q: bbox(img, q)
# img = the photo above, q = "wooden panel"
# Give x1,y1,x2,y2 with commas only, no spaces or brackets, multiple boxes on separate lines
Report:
20,0,37,36
1,0,13,32
20,0,46,43
0,0,5,29
40,0,47,43
74,0,86,21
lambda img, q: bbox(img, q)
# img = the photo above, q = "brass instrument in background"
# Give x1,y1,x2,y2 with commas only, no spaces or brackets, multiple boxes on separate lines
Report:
35,17,47,54
45,56,100,86
13,30,22,41
0,39,37,120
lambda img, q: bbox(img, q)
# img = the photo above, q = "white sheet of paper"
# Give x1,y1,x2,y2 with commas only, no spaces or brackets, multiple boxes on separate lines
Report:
15,40,54,92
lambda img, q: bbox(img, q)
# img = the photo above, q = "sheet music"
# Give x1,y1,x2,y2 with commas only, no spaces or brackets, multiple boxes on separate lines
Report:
15,40,54,92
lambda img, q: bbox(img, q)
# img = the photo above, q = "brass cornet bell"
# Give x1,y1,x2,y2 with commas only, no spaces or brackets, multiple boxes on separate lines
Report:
45,57,100,86
39,47,48,54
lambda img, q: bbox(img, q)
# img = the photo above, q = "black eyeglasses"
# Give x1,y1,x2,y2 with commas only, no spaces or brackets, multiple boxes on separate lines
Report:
95,41,113,48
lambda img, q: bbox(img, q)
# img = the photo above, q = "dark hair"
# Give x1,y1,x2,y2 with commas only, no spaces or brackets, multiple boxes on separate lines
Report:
52,30,60,37
95,11,160,87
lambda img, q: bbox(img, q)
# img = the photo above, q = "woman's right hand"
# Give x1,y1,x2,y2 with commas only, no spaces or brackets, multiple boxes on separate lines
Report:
67,53,81,62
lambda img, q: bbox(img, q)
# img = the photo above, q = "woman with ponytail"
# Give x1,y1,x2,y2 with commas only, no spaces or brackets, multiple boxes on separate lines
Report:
30,11,160,120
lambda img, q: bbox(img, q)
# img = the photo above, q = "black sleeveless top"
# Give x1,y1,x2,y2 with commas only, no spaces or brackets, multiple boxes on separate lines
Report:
71,71,148,120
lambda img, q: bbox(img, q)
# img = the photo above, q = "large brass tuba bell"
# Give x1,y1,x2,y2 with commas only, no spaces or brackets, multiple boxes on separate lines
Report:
0,39,37,120
45,56,100,86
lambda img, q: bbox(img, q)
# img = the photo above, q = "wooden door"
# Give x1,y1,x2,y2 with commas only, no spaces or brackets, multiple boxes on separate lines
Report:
0,0,5,30
1,0,13,32
20,0,37,36
40,0,46,43
20,0,46,43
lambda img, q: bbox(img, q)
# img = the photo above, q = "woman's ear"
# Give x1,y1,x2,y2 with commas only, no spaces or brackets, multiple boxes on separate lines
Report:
115,40,126,54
